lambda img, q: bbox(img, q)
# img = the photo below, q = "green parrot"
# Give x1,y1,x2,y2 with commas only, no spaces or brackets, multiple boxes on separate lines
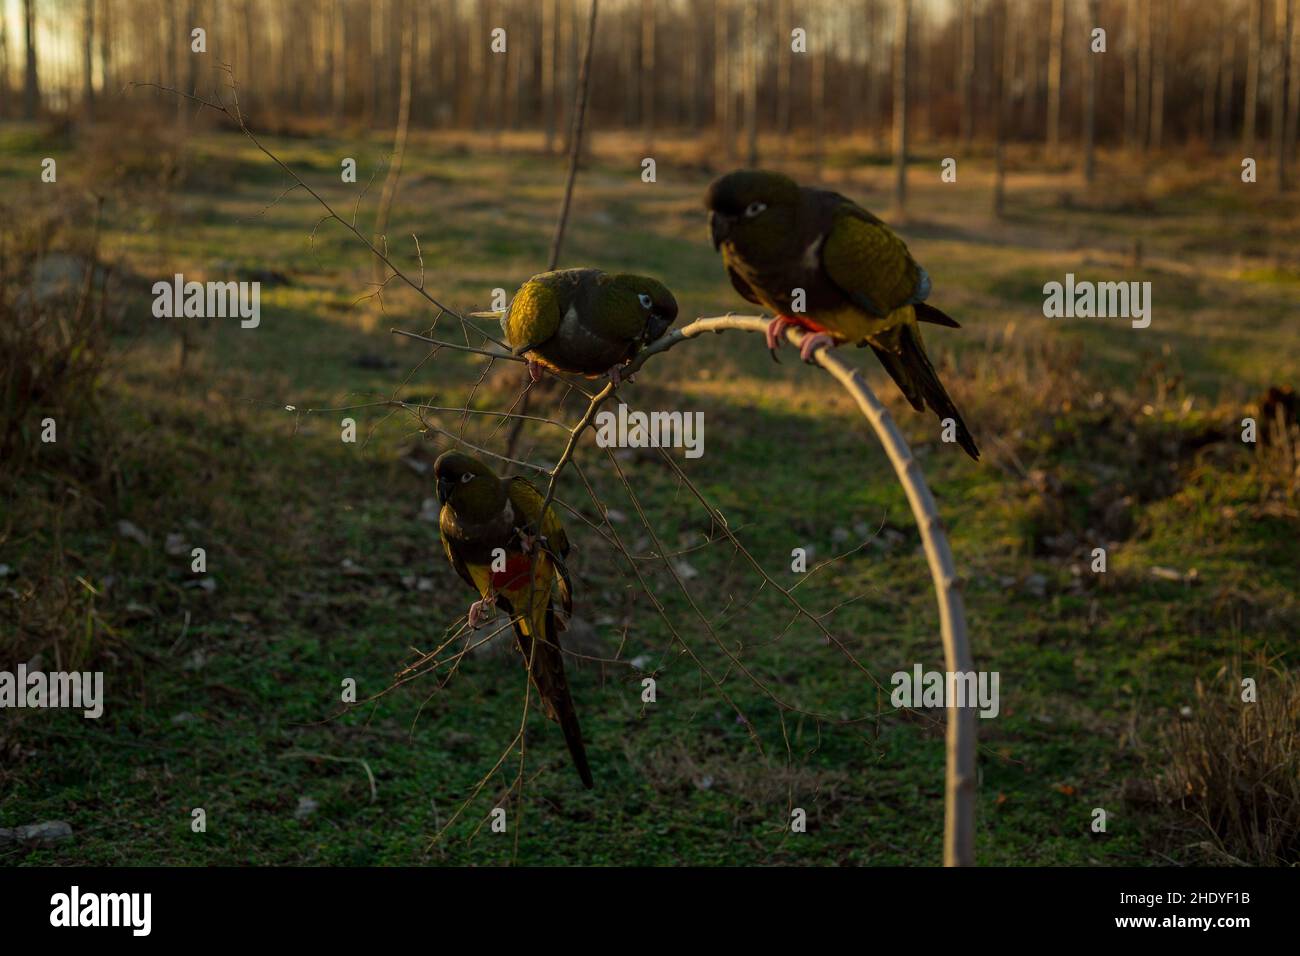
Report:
498,268,678,385
705,169,979,460
433,450,593,789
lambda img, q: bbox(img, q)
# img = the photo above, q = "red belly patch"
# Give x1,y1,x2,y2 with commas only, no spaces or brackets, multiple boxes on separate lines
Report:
782,313,831,334
491,553,534,591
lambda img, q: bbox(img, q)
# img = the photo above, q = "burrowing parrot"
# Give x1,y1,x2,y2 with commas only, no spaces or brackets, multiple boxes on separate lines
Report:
433,450,593,789
496,268,678,385
705,169,980,460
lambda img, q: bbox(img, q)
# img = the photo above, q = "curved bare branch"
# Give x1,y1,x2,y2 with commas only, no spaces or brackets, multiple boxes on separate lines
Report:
635,315,978,867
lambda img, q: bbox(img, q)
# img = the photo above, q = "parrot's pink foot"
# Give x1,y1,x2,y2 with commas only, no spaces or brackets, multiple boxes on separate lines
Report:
765,315,798,358
516,529,538,553
467,593,497,629
799,332,836,363
605,364,633,387
527,361,544,383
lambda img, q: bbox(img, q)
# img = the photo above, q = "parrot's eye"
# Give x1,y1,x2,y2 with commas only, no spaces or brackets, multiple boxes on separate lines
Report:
744,201,767,218
638,293,654,310
460,472,474,484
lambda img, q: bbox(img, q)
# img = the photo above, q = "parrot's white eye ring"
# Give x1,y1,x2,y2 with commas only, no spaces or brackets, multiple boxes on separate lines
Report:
638,293,653,309
460,472,474,484
744,201,767,217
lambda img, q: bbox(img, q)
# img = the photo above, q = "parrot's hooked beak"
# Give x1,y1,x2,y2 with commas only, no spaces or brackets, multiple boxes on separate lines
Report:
708,211,731,251
436,475,453,506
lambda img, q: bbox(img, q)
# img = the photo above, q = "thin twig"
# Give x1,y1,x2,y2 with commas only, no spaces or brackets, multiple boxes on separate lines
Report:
505,0,601,463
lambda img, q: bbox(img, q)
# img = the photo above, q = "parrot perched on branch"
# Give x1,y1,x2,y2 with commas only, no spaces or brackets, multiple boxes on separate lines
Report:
493,268,678,385
705,169,980,461
433,450,593,789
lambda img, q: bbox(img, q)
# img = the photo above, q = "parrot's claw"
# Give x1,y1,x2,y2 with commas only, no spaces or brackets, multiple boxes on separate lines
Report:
526,361,544,383
467,594,497,629
765,315,797,361
606,364,632,387
517,529,538,553
799,333,836,364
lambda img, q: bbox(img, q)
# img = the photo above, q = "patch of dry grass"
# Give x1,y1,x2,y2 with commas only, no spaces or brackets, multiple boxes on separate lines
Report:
1152,658,1300,866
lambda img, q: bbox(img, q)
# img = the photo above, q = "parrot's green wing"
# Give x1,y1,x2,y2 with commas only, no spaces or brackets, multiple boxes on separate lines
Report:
439,519,479,592
587,275,649,344
506,477,573,614
504,278,565,356
725,263,764,305
819,203,931,319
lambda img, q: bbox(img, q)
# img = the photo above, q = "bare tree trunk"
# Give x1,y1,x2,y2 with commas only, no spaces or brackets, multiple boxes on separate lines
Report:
812,4,826,162
892,0,909,214
184,0,198,110
622,14,637,126
1245,0,1262,154
1203,4,1222,145
865,0,880,146
441,0,459,128
1084,0,1099,181
959,0,975,144
1287,0,1300,183
1150,0,1166,150
1124,0,1139,147
240,0,255,115
686,0,702,130
744,0,758,165
919,2,935,141
1137,0,1151,149
1046,0,1065,152
0,17,10,118
332,0,346,120
642,0,655,150
372,3,415,291
365,0,382,126
96,0,110,96
82,0,94,117
23,0,40,118
848,1,863,136
1021,2,1038,130
1002,0,1019,141
489,0,506,138
559,0,575,152
715,0,731,155
543,0,556,149
1273,0,1292,189
508,3,524,130
994,0,1007,216
777,0,791,137
1218,16,1237,138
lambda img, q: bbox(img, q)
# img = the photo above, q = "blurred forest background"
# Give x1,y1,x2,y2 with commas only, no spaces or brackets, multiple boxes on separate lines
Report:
3,0,1299,178
1,0,1298,867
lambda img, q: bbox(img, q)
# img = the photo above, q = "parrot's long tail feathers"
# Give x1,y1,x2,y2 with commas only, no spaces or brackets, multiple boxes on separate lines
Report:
513,606,594,789
868,341,926,412
895,324,980,461
914,302,961,328
870,323,980,460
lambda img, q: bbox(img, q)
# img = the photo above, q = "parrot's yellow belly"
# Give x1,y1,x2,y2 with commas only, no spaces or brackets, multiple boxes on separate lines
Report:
468,554,555,633
809,303,913,342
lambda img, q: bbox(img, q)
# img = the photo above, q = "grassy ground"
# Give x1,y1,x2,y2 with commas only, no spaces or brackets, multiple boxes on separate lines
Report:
2,120,1297,865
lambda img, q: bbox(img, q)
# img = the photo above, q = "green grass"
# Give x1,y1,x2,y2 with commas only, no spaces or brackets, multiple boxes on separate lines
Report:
2,123,1298,866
